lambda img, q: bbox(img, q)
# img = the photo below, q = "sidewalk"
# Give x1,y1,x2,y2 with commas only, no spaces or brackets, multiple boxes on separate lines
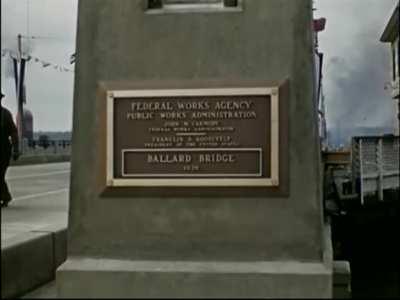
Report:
1,163,69,299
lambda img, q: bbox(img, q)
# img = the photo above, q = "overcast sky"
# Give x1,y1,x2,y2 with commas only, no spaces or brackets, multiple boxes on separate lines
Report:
1,0,398,132
1,0,78,131
315,0,397,131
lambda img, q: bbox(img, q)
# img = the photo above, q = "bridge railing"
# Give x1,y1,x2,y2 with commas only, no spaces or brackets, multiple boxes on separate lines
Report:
351,135,399,204
20,139,72,156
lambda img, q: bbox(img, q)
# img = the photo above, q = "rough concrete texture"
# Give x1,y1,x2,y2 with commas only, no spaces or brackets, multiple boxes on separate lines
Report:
57,258,331,299
58,0,330,297
1,227,67,299
332,261,351,298
67,0,323,262
25,258,347,299
35,226,69,271
333,261,351,285
22,281,57,299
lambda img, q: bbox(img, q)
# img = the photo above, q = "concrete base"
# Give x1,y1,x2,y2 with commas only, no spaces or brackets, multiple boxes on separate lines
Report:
1,226,67,299
333,261,351,299
56,258,332,298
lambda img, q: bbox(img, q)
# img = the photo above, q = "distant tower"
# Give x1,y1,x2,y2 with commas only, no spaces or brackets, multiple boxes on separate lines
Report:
16,108,34,142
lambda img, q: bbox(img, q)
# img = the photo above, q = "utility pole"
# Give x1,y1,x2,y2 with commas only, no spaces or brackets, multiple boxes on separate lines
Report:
14,33,26,154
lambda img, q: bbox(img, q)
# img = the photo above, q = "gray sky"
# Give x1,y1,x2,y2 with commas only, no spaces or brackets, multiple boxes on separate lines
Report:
315,0,397,131
1,0,78,131
1,0,398,132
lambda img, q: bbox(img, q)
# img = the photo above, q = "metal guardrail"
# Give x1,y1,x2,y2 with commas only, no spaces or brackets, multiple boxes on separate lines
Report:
20,139,71,156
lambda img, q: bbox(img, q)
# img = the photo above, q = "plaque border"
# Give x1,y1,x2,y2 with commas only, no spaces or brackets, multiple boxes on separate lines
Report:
106,87,279,187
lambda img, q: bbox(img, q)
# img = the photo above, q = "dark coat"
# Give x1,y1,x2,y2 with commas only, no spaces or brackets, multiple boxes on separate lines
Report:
0,105,19,165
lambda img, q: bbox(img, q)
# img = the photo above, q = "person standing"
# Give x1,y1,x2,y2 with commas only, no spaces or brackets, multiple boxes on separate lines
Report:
0,93,20,207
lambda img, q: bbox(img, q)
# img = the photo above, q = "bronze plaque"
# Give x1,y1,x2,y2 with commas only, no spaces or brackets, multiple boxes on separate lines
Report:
107,88,279,186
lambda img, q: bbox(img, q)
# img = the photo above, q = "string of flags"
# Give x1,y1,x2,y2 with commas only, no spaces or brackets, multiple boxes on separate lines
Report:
1,48,75,73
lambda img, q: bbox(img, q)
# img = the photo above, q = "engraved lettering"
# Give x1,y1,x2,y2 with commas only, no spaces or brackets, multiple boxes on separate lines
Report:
160,111,187,119
131,101,173,111
147,153,192,164
177,101,210,110
199,153,236,163
214,100,253,110
127,112,154,120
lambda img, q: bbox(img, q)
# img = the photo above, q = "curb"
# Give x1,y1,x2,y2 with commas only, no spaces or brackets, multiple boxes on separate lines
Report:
333,260,351,299
10,155,70,166
1,226,67,299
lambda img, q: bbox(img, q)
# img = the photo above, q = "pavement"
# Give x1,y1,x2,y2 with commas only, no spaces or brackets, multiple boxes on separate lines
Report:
1,162,69,241
1,162,70,299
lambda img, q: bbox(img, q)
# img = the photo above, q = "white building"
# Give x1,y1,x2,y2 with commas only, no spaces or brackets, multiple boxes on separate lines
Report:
381,4,399,135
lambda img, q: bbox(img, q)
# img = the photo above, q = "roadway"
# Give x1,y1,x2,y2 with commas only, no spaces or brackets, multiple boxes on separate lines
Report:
1,162,70,242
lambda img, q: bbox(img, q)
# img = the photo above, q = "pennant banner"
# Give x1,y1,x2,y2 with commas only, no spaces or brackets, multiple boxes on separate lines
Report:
0,48,74,73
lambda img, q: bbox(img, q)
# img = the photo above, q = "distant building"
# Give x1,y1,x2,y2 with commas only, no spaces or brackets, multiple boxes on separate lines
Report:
380,4,399,135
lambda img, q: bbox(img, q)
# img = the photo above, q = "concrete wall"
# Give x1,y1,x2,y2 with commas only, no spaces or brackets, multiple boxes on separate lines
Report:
67,0,323,262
